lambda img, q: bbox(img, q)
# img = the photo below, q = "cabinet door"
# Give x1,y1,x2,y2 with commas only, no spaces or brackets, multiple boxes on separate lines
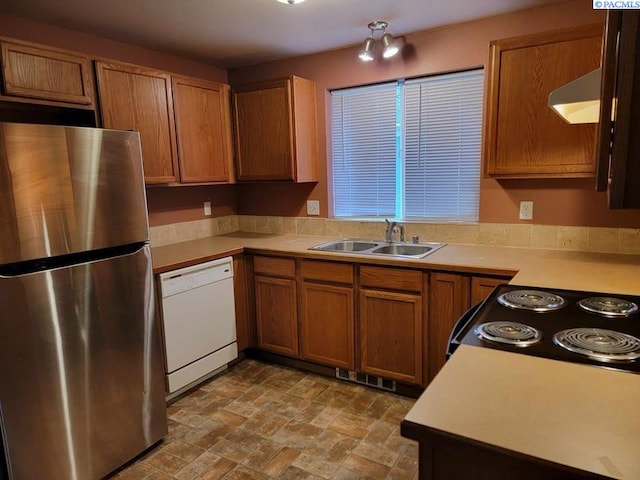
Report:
172,76,233,183
255,275,298,357
300,282,354,370
596,11,640,208
429,273,470,382
485,25,602,178
96,61,178,184
471,276,508,305
359,289,422,384
1,40,94,106
233,78,294,181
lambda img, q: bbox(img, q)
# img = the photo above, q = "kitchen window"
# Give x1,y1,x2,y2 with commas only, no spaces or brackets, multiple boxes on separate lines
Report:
331,69,484,222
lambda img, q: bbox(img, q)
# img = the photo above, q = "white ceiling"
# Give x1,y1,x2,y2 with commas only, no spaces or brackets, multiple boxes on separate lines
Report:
0,0,567,68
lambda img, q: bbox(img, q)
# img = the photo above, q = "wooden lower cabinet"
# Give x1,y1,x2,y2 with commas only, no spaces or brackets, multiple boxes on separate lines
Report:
428,273,471,382
300,282,355,370
471,276,507,305
249,254,511,387
254,275,298,357
428,273,512,383
404,431,595,480
359,289,422,385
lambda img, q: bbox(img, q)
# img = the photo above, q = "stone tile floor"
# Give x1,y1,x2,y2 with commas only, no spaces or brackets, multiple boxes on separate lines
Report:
113,359,418,480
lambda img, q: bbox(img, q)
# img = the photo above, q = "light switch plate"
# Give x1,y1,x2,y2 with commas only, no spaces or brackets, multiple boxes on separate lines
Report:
519,201,533,220
204,201,212,216
306,200,320,216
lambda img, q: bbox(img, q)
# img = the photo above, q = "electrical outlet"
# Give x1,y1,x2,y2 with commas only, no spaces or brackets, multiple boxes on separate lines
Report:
519,201,533,220
204,201,212,216
306,200,320,216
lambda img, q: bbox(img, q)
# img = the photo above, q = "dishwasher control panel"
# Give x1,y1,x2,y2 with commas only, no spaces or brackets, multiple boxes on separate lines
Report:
160,257,233,297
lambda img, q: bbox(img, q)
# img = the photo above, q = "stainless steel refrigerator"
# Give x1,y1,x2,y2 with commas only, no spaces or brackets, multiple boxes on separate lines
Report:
0,122,167,479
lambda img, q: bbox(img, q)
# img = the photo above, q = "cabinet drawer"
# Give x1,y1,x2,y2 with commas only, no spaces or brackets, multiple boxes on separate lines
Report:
301,260,353,285
253,256,296,278
360,265,423,293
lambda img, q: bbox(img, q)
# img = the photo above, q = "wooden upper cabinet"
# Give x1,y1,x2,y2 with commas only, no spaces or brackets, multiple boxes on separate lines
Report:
596,11,640,209
95,61,178,184
484,25,603,179
1,39,95,107
233,75,318,182
172,76,234,183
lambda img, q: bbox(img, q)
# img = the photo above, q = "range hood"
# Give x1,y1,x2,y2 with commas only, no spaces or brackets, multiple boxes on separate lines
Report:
548,68,601,124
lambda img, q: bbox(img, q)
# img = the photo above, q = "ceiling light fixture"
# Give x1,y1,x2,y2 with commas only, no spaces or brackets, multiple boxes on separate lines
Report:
359,21,399,62
277,0,305,4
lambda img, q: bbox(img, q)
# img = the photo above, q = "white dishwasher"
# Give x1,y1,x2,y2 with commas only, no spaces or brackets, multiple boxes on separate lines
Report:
159,256,238,397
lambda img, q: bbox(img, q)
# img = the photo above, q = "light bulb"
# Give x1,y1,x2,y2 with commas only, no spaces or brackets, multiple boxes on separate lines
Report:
381,33,399,58
359,37,375,62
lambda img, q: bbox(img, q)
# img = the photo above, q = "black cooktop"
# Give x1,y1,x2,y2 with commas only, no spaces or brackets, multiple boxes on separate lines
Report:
451,284,640,374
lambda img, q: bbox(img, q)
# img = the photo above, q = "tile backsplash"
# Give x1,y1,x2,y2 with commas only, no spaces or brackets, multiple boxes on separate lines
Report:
150,215,239,247
150,215,640,255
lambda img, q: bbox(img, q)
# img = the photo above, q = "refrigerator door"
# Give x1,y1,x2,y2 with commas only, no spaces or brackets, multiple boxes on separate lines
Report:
0,122,149,265
0,245,167,480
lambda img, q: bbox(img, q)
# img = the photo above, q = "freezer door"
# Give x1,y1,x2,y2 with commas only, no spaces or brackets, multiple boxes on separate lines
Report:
0,122,149,265
0,245,167,480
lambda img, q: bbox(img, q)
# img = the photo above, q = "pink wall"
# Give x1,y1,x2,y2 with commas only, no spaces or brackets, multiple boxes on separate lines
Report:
0,13,227,82
145,186,237,227
229,0,640,228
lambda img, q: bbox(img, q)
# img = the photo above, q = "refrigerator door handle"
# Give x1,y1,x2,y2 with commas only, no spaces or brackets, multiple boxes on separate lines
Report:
0,243,147,278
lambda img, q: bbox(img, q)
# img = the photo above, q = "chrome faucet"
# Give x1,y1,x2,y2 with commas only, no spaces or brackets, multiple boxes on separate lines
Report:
384,219,405,243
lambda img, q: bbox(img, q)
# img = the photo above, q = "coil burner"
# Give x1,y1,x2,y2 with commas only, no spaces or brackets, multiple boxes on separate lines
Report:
577,297,639,318
553,328,640,362
497,289,566,312
475,321,542,347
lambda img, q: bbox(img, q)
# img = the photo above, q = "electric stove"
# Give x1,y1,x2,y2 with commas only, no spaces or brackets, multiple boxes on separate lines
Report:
449,284,640,374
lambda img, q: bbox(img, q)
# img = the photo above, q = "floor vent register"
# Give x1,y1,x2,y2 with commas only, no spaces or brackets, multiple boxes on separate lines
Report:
335,368,397,392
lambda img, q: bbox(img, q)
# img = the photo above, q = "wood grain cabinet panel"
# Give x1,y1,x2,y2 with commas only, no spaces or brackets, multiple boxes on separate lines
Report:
470,276,508,305
172,76,233,183
300,282,355,369
485,25,603,178
95,61,178,184
255,275,298,357
1,40,94,106
596,11,640,209
300,259,353,285
359,289,422,384
233,76,317,182
360,265,422,293
233,255,253,351
253,256,296,278
428,273,470,382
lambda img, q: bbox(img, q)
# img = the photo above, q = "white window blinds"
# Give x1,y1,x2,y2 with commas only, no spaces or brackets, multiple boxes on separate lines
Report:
331,69,484,222
404,70,483,221
331,82,397,217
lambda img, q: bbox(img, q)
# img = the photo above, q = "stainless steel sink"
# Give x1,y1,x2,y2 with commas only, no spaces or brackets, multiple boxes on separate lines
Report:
311,239,381,252
309,238,445,259
371,244,434,256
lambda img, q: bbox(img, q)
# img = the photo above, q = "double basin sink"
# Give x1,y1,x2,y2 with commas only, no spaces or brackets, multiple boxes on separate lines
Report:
309,238,445,259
